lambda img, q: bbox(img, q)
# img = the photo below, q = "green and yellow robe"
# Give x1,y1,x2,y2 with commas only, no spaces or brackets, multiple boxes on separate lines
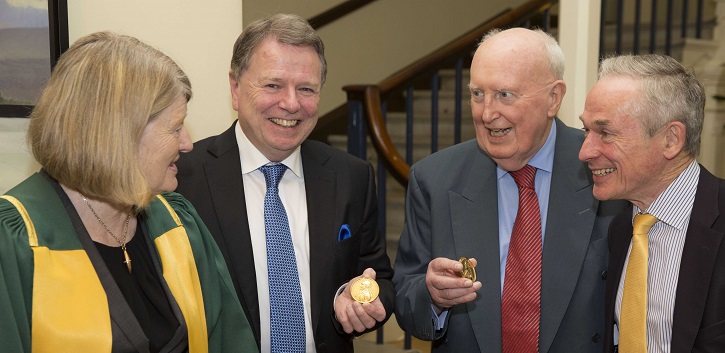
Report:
0,173,258,353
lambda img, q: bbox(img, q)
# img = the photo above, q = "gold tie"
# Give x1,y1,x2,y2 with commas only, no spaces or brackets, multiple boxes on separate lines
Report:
619,213,658,352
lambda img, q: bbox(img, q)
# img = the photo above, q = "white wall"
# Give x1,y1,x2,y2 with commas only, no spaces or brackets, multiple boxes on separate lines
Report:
0,117,38,193
558,0,601,128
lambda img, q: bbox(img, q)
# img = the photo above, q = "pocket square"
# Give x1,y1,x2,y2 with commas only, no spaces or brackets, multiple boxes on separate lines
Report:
338,224,351,241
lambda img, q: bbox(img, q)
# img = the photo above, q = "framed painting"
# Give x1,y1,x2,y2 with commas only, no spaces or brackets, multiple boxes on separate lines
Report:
0,0,68,118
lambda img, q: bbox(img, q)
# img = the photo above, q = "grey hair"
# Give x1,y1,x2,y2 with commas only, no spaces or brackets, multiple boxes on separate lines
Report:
599,54,704,157
230,13,326,85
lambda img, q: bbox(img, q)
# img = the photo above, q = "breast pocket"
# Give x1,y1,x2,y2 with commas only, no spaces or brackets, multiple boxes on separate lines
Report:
332,224,362,279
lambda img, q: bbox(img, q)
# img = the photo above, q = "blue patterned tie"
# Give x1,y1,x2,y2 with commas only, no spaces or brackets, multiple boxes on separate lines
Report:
260,164,306,353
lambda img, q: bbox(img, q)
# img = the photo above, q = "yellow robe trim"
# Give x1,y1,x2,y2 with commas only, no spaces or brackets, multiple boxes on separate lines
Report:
155,195,208,353
0,195,112,352
1,195,38,246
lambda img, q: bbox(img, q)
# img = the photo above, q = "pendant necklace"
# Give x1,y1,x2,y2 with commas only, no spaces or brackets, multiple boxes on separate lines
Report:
82,196,133,273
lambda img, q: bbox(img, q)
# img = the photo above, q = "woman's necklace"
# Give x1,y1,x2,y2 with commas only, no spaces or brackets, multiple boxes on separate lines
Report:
82,196,133,273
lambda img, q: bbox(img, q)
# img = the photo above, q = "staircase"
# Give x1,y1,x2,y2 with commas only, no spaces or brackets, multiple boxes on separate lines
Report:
329,68,476,264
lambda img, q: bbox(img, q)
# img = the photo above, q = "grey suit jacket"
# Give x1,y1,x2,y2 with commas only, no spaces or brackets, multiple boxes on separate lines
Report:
175,122,394,353
393,118,627,353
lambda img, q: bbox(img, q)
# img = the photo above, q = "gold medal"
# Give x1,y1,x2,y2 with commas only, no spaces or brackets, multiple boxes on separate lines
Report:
458,256,476,282
350,277,379,303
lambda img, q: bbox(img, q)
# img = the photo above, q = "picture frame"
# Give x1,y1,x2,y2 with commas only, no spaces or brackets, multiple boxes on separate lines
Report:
0,0,68,118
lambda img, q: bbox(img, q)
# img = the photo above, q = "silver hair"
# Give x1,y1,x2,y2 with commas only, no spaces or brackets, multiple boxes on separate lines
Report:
599,54,704,157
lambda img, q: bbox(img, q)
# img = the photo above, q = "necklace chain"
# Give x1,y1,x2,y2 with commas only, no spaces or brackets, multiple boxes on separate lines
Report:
82,195,133,273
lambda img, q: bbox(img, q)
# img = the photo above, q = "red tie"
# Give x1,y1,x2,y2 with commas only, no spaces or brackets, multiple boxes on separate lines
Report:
502,165,542,353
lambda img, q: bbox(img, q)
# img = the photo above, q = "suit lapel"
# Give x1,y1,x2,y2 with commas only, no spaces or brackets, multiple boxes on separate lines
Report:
671,167,723,352
449,147,502,353
539,121,600,352
202,125,261,340
301,142,336,336
604,207,633,352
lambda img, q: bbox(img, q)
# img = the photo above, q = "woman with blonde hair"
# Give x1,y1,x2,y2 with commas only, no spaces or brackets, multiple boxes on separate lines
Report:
0,31,257,353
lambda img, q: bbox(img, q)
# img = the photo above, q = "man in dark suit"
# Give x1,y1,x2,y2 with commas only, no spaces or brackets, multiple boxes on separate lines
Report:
393,28,627,353
175,14,393,353
579,54,725,352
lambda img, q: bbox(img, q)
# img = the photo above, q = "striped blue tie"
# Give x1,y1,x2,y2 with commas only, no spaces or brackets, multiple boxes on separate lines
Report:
260,164,306,353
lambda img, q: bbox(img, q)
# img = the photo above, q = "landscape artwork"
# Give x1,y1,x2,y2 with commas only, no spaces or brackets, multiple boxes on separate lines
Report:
0,0,50,112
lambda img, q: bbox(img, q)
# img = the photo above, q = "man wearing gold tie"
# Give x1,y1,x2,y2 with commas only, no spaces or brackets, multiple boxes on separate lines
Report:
579,54,725,352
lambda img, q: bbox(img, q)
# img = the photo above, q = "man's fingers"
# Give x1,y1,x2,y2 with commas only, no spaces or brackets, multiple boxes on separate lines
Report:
361,267,377,279
429,257,464,274
346,304,366,332
362,299,387,322
429,280,482,308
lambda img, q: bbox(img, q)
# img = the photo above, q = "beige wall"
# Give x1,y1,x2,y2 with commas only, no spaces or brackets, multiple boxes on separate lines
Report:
67,0,244,141
243,0,343,24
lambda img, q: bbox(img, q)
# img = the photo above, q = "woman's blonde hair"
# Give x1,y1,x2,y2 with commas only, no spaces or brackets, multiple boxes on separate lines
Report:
28,31,191,207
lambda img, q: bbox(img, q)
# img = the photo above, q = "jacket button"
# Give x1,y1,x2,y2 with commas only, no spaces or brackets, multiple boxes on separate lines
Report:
601,271,607,280
592,333,601,343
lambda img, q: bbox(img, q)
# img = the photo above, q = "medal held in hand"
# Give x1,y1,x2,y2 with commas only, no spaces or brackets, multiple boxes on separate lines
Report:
459,256,476,282
350,277,379,303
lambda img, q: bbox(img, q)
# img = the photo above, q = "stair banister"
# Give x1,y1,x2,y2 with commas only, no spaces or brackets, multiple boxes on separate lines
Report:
344,0,558,186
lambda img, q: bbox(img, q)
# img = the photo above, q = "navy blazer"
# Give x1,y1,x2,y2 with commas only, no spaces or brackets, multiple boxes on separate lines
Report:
393,118,627,353
604,165,725,352
175,122,394,353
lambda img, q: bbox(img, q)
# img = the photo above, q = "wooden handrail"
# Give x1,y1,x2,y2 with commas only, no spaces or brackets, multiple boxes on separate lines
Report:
361,85,410,186
344,0,557,185
308,0,377,30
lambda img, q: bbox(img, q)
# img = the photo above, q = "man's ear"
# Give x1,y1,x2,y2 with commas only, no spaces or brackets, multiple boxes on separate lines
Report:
663,121,687,160
547,80,567,118
229,71,240,111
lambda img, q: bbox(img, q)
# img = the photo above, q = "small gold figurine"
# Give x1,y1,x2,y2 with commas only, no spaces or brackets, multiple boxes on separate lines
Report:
458,256,476,282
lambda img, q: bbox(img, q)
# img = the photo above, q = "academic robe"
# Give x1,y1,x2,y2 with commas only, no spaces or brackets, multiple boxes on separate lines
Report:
0,172,258,353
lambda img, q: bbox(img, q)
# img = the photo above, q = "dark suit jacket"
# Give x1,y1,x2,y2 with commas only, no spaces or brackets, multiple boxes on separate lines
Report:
604,165,725,353
393,118,627,353
175,122,394,353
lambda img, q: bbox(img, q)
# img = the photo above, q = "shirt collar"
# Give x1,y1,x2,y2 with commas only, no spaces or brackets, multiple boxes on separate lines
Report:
497,120,556,179
634,159,699,231
234,120,304,179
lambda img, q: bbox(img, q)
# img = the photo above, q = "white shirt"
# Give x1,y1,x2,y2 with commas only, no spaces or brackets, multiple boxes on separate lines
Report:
614,160,700,353
235,123,317,353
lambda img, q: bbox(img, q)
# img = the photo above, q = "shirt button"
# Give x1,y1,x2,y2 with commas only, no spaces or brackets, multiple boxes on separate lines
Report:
592,333,601,343
601,271,608,280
